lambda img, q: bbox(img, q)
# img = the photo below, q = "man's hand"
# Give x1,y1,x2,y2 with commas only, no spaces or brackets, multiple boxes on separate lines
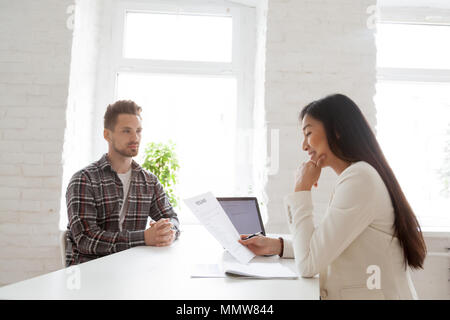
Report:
144,218,176,247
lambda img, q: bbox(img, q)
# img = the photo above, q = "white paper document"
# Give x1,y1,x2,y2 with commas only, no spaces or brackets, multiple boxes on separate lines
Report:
184,192,255,264
222,261,298,279
190,262,298,279
190,264,226,278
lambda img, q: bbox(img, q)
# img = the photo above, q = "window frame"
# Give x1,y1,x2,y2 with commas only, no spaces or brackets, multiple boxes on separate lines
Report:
106,0,256,224
376,7,450,234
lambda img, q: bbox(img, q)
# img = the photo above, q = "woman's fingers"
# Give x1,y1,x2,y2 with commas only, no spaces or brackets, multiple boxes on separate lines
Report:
316,154,326,168
239,235,263,247
239,237,272,256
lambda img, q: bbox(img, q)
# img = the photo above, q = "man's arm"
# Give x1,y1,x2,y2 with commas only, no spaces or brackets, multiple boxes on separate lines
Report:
149,177,181,240
66,171,145,257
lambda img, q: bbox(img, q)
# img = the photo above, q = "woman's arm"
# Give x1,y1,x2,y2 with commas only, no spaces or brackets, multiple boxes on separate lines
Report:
285,168,378,277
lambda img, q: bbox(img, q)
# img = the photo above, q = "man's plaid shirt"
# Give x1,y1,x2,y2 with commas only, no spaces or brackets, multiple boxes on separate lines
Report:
64,153,180,266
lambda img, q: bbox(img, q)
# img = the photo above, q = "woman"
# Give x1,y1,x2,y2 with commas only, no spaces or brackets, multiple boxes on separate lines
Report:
239,94,427,300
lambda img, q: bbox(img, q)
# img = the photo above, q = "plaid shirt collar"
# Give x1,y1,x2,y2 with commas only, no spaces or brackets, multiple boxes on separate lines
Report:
97,153,143,175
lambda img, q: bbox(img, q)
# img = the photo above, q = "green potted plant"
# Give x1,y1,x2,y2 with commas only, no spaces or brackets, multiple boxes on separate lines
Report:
141,140,180,208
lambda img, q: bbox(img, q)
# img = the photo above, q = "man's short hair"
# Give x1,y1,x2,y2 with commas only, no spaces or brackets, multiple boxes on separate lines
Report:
104,100,142,131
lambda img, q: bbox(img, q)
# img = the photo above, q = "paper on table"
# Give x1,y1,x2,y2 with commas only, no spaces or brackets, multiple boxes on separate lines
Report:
222,261,298,279
184,192,255,264
190,262,298,279
220,251,298,279
190,264,226,278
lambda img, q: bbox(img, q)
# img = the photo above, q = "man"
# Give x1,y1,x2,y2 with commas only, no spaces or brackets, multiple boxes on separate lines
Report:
64,100,180,266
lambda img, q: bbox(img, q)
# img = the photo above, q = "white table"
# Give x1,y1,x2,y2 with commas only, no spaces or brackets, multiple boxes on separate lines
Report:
0,225,319,300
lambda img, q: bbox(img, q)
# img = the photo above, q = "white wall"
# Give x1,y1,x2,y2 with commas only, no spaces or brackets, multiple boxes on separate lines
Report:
0,0,74,286
410,235,450,299
259,0,377,233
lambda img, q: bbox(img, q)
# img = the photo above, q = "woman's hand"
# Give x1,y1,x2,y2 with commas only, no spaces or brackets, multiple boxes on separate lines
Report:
238,235,282,256
294,155,326,192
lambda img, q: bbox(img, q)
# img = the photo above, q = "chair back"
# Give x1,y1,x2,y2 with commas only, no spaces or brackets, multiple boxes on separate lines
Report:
59,230,68,268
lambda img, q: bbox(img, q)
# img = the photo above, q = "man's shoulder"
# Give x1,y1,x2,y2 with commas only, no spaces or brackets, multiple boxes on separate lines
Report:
132,160,158,183
69,158,106,184
135,166,159,184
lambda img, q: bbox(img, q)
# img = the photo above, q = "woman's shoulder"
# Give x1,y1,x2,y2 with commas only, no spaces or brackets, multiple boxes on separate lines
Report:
337,161,383,187
343,160,378,175
333,161,389,207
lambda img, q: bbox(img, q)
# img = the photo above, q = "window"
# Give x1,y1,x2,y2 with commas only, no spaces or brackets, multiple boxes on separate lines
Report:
112,2,255,224
375,22,450,231
123,12,232,62
116,73,237,197
376,23,450,70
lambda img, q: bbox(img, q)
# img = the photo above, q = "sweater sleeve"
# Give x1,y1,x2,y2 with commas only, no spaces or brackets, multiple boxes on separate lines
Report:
149,176,181,240
281,238,295,259
283,168,378,277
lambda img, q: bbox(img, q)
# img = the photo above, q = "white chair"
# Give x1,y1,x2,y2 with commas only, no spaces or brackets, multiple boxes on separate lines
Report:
59,230,68,268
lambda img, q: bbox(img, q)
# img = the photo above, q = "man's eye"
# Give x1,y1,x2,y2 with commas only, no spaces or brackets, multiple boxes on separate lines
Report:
306,132,311,137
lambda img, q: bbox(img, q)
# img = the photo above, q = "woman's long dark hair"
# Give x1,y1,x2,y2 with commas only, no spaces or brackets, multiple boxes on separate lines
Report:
300,93,426,270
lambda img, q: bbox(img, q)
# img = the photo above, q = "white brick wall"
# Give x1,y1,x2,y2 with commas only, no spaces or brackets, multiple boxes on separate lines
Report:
259,0,377,233
0,0,74,286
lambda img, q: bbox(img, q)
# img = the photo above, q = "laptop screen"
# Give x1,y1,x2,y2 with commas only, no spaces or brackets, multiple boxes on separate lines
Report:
217,197,265,236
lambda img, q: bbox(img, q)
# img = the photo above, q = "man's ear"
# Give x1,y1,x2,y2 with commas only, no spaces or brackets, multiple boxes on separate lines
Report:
104,128,111,143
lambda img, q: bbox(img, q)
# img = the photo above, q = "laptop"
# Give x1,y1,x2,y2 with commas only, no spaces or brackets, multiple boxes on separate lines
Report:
216,197,266,236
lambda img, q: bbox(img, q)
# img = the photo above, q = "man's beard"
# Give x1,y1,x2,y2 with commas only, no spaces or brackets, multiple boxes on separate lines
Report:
112,141,139,158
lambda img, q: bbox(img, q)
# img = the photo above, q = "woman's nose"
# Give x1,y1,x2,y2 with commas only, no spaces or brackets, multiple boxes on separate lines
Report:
302,139,309,151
